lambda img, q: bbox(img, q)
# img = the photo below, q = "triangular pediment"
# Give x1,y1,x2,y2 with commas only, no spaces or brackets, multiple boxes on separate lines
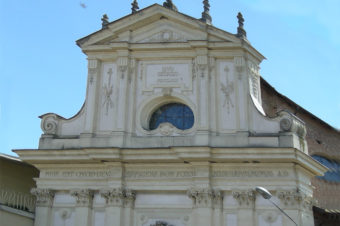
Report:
77,4,240,48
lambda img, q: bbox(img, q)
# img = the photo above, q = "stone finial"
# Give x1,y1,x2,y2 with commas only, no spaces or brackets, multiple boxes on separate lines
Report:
200,0,212,25
131,0,139,14
163,0,178,11
101,14,109,29
236,12,247,38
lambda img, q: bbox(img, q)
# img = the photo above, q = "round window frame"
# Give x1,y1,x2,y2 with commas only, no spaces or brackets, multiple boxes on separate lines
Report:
148,102,194,131
137,94,197,135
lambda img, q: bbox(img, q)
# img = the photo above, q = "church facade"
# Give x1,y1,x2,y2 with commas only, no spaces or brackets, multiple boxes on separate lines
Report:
15,2,327,226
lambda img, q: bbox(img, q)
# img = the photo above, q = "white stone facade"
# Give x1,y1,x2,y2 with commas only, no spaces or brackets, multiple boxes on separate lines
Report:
16,4,326,226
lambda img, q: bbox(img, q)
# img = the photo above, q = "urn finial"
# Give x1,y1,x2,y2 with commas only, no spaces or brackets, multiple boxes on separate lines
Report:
163,0,178,11
101,14,109,29
131,0,139,14
236,12,247,38
200,0,212,25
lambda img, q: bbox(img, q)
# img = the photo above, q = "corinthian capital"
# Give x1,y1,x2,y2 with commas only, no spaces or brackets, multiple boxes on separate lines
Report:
100,187,136,207
70,189,94,207
31,188,55,207
232,190,255,207
187,187,222,208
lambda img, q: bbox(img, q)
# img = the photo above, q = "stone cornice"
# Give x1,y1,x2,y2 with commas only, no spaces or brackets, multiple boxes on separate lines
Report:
14,147,328,176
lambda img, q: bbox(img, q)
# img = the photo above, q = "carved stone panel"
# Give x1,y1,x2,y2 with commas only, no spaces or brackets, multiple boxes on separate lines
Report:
142,61,192,91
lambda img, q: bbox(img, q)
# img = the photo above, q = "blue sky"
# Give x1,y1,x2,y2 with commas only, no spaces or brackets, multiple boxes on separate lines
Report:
1,0,339,156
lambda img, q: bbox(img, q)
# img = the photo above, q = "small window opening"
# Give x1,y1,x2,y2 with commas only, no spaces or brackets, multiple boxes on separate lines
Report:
149,103,194,130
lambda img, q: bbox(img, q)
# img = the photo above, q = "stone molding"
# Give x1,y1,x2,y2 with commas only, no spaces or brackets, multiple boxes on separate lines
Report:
232,190,255,207
100,188,136,208
70,189,94,207
31,188,55,207
187,188,222,208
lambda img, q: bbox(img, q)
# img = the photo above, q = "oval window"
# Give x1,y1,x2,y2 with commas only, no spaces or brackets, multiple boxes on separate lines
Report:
149,103,194,130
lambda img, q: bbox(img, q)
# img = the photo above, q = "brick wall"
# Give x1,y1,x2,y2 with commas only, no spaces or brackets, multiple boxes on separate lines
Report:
261,78,340,210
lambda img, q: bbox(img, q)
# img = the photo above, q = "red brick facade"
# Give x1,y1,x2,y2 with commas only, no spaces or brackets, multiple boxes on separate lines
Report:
261,78,340,210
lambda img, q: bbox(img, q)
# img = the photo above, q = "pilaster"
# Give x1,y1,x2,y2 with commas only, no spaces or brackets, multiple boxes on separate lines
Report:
232,190,256,226
71,189,94,226
277,190,314,226
31,188,55,226
83,59,101,134
100,187,135,226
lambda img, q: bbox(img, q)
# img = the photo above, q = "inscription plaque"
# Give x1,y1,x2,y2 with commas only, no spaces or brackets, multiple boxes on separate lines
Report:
143,62,192,91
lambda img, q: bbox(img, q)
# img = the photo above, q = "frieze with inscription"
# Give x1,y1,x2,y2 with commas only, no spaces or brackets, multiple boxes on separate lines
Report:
41,169,290,179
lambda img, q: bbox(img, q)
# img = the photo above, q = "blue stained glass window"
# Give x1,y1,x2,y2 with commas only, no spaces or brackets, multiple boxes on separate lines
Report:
149,103,194,130
312,155,340,183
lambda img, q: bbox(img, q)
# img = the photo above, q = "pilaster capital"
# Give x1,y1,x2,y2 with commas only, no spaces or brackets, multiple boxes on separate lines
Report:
100,188,136,208
277,190,302,207
187,187,222,208
70,189,94,207
124,189,136,208
31,188,55,207
232,190,255,207
277,189,314,210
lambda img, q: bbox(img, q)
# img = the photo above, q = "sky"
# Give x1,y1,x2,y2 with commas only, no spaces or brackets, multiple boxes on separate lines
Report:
0,0,339,156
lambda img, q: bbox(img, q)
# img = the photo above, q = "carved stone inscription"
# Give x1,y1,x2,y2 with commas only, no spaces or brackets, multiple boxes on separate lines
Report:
42,169,289,179
143,63,191,91
43,170,113,178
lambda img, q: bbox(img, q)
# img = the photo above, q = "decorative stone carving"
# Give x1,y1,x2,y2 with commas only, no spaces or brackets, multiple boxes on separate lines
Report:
59,208,72,220
278,110,307,138
221,66,234,113
118,57,128,79
31,188,55,207
277,190,302,206
151,221,173,226
124,189,136,208
195,56,208,78
100,188,124,207
159,123,175,136
129,58,136,83
236,12,247,39
277,189,314,210
102,67,114,115
70,189,94,207
139,30,186,43
232,190,255,207
188,188,213,208
100,188,136,208
212,189,223,209
187,188,222,208
40,114,59,135
248,61,260,100
261,210,279,223
234,56,245,79
88,59,98,69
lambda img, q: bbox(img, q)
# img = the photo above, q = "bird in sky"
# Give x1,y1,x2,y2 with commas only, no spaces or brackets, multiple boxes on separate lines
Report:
80,2,87,8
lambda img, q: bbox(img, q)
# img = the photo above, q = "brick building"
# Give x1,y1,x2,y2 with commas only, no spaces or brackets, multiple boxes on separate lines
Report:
261,78,340,225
